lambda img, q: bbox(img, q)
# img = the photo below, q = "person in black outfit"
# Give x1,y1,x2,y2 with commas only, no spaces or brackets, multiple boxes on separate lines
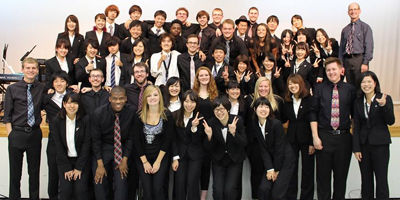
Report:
80,69,110,116
310,57,356,200
119,5,148,40
91,86,136,200
203,95,247,200
4,58,46,200
250,97,295,200
104,5,125,40
353,71,395,200
125,62,149,110
291,15,316,46
282,74,315,200
147,10,169,55
196,10,216,58
51,92,91,200
170,19,188,54
85,13,111,57
132,85,175,200
120,20,149,55
232,55,255,96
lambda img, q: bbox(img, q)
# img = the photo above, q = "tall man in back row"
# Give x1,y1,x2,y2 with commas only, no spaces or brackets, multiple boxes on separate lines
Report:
4,57,46,200
339,2,373,88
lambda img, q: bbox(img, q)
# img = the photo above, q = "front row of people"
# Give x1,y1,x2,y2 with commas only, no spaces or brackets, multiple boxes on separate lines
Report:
4,57,394,200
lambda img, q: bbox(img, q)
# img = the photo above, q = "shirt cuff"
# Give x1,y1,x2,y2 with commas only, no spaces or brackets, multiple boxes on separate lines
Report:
267,168,274,172
173,156,180,161
191,126,198,133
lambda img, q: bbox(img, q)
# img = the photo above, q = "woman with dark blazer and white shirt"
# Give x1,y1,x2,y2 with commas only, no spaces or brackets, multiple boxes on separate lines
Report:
51,92,91,200
353,71,395,200
85,13,111,57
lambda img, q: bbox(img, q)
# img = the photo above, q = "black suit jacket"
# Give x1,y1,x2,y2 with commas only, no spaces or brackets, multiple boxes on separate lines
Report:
177,52,205,92
56,33,85,62
51,115,91,173
209,35,249,66
233,30,251,47
282,95,314,145
203,115,247,163
119,37,149,55
353,94,395,152
287,59,313,88
116,53,133,86
45,56,77,88
84,31,111,57
206,61,235,94
75,56,106,88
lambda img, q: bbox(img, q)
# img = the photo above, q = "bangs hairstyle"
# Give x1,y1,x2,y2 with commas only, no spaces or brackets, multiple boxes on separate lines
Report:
163,77,181,108
260,53,276,74
129,20,142,30
159,33,175,46
233,54,252,72
226,80,245,112
129,5,142,15
295,42,310,58
284,74,309,102
267,15,279,25
315,28,330,46
139,85,167,123
154,10,167,19
213,42,227,55
105,36,121,47
51,70,70,87
196,10,210,21
291,14,303,25
58,92,85,120
359,71,381,98
129,39,148,63
211,95,231,111
95,13,106,21
193,67,218,101
132,61,149,75
64,15,79,35
55,38,71,50
281,29,293,43
105,5,120,17
252,77,281,112
176,7,189,17
84,38,100,50
175,90,199,128
252,97,275,120
296,29,310,43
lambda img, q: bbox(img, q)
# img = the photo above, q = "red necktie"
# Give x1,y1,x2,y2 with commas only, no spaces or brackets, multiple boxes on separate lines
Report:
138,86,144,110
114,113,122,164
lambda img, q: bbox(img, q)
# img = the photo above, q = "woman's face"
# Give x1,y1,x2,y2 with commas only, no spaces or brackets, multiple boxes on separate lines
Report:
263,58,274,71
360,76,376,95
227,87,240,100
53,77,68,94
183,95,196,113
67,18,76,32
63,98,79,117
255,104,270,119
288,80,300,95
258,80,270,97
297,34,307,43
213,104,229,121
168,81,181,97
56,45,68,58
198,70,210,85
316,31,326,44
283,32,291,45
147,90,160,106
237,62,247,73
161,37,173,51
257,25,267,38
296,48,306,59
133,41,145,56
95,17,105,30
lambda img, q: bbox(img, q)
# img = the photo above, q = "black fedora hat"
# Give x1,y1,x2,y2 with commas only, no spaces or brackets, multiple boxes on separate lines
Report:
235,15,250,25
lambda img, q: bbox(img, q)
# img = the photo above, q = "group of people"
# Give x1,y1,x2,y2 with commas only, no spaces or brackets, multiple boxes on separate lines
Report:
3,2,395,200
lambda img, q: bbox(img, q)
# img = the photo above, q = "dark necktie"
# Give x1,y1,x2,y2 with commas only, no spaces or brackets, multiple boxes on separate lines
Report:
111,54,116,88
224,40,230,64
114,113,122,165
27,84,35,127
331,84,340,130
346,23,355,55
94,92,99,108
190,55,195,89
138,86,145,110
156,29,161,36
213,64,218,78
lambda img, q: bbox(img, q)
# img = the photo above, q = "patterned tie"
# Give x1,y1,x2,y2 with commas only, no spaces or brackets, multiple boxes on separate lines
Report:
111,54,116,88
138,86,145,110
224,40,230,65
27,84,35,127
190,55,195,89
109,25,114,36
331,84,340,130
213,64,218,78
198,29,203,47
156,29,161,36
114,113,122,165
345,23,355,55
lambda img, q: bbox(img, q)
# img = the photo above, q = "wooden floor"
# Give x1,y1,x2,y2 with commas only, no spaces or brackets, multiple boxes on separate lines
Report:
0,105,399,137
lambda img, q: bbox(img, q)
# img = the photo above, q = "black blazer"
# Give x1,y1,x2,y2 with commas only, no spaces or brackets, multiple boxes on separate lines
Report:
287,59,313,88
56,33,85,62
206,61,235,94
75,56,106,88
84,31,111,57
203,115,247,163
282,95,314,145
116,53,133,86
119,37,149,55
51,115,91,173
315,39,339,80
45,56,77,88
353,94,395,152
172,115,205,161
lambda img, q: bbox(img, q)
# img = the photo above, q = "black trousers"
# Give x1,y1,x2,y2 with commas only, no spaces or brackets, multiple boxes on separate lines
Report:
8,128,42,200
47,140,59,200
174,154,202,200
316,129,352,200
200,154,211,190
286,142,315,200
343,54,363,88
212,154,243,200
128,153,139,200
58,157,90,200
135,155,169,200
247,141,264,199
359,142,390,200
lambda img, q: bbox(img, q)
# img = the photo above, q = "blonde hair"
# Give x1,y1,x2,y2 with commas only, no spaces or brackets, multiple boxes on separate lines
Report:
192,66,218,101
252,77,281,111
139,85,167,123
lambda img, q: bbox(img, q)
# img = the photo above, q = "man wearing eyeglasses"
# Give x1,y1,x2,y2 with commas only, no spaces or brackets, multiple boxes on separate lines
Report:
81,69,110,116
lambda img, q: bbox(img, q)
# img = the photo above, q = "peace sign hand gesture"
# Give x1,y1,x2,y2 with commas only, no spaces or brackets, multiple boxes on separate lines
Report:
311,44,320,56
283,57,290,68
326,40,332,53
245,71,253,82
313,58,321,68
281,44,288,54
228,116,239,136
376,93,387,107
203,120,212,141
191,112,204,130
288,44,294,55
234,70,241,82
274,67,282,78
222,66,229,82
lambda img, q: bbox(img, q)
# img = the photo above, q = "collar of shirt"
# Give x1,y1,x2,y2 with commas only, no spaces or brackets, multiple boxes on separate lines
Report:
183,112,194,127
54,91,66,98
363,94,376,106
107,51,121,59
66,115,76,123
328,80,344,88
236,30,245,39
151,26,165,34
88,88,106,97
169,97,181,113
106,22,115,28
258,120,266,139
56,56,67,65
85,55,95,63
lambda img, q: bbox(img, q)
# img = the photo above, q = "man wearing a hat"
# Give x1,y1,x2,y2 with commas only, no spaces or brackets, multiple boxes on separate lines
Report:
235,15,251,46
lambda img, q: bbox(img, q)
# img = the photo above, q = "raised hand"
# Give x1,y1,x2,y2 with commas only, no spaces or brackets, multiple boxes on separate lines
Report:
274,67,282,78
326,40,332,53
228,116,239,136
203,120,212,141
313,58,321,68
288,44,294,55
222,66,229,81
376,93,387,107
311,44,320,56
283,57,290,68
191,112,204,130
234,70,241,82
245,71,253,82
281,44,288,54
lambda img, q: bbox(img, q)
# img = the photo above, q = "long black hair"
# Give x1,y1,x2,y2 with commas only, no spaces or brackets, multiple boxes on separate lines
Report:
252,97,275,121
163,77,182,108
57,92,85,120
358,71,381,98
175,90,199,128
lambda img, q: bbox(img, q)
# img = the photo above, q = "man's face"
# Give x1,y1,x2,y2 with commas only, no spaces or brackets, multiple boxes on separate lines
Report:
107,10,118,20
248,9,259,23
186,37,199,54
170,23,182,37
129,25,142,39
348,3,361,21
237,22,248,35
108,44,119,55
161,37,173,51
22,63,39,80
130,11,141,20
222,23,234,39
212,10,223,24
89,71,104,87
133,66,148,85
267,19,278,32
176,10,188,23
86,44,98,59
154,15,166,28
326,62,342,84
52,77,67,94
213,49,225,63
197,15,208,27
109,91,127,112
292,18,303,29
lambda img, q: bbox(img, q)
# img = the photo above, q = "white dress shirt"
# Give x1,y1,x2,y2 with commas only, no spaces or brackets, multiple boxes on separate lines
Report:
69,34,75,46
168,97,181,113
151,26,166,36
221,127,228,143
56,56,69,73
292,95,302,118
364,95,375,118
106,22,115,36
51,91,66,108
230,102,239,115
95,31,103,45
66,116,78,157
105,51,122,86
150,50,180,86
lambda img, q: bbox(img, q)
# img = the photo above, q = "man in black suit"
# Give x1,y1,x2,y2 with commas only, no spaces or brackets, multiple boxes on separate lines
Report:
196,10,216,59
175,7,200,38
4,58,46,200
91,86,136,200
247,7,259,38
120,20,149,55
267,15,281,44
310,57,356,200
80,69,110,116
234,16,251,46
75,38,106,88
207,42,235,93
105,5,124,41
120,5,148,40
124,62,149,110
291,14,316,45
104,36,131,90
209,8,224,37
177,34,205,92
147,10,168,55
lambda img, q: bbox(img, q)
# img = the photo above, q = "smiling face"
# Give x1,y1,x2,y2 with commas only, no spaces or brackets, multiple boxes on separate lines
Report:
248,9,259,23
63,98,79,117
86,44,98,59
67,18,76,32
108,44,119,55
296,48,306,59
348,3,361,22
227,87,240,100
186,37,199,54
213,104,228,121
316,31,326,44
237,21,248,35
257,24,267,38
146,89,160,106
283,32,291,45
133,41,145,56
130,11,141,20
288,80,300,95
237,62,247,73
95,17,105,30
325,62,341,84
197,15,208,27
170,23,182,37
258,80,270,97
89,70,104,87
154,15,166,28
292,18,303,29
267,19,278,32
361,76,376,95
22,62,39,81
255,104,270,119
161,37,173,51
183,95,196,113
198,69,210,85
212,10,223,24
263,58,274,71
56,45,68,58
133,65,148,85
213,49,225,63
129,25,142,39
168,81,181,97
297,34,307,43
222,23,234,39
176,10,188,23
109,91,127,112
53,77,68,94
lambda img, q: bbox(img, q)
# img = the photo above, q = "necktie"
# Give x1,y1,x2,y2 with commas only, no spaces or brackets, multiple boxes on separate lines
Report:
164,53,170,78
198,29,203,47
59,94,65,99
224,40,230,65
346,23,355,55
156,29,161,36
190,55,195,89
331,84,340,130
27,84,35,127
248,25,253,38
213,64,218,78
109,25,114,36
138,86,145,110
114,113,122,165
111,54,116,88
94,92,99,108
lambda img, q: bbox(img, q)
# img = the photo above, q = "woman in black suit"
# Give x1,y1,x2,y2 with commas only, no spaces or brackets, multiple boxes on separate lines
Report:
250,97,295,200
172,90,205,200
85,13,111,57
51,92,91,200
56,14,84,65
132,85,175,200
232,55,255,96
120,39,149,85
258,53,286,97
282,74,315,200
203,95,247,200
353,71,395,200
283,42,314,89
